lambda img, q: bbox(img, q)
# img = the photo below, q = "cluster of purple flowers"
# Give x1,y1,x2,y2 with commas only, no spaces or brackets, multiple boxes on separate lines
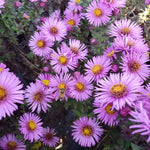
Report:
0,0,150,149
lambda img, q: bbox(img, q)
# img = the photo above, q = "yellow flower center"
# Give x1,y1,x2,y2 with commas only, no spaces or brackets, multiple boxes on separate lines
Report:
107,50,115,57
42,79,50,86
59,56,68,65
67,19,75,26
82,125,93,137
37,40,45,48
91,65,102,75
75,0,80,5
94,8,103,17
27,120,37,131
0,86,7,102
110,83,127,98
45,132,53,141
0,68,3,72
128,61,141,72
71,46,79,54
58,83,67,90
120,27,131,35
6,141,17,150
50,26,58,35
105,103,116,115
26,15,30,18
75,82,85,92
33,92,43,102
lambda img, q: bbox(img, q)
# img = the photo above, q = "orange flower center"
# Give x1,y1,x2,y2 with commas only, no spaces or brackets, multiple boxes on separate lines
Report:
6,141,17,150
33,92,43,102
128,61,141,72
105,103,116,115
127,41,135,48
50,26,58,35
91,65,102,75
107,50,115,57
120,27,131,35
45,132,53,141
67,19,75,26
110,83,127,98
75,82,85,92
82,125,93,137
37,40,45,48
94,8,103,17
27,120,37,131
0,86,7,102
148,93,150,98
71,46,79,54
59,56,68,65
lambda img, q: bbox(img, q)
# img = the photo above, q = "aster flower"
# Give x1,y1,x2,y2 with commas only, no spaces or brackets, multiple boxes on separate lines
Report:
129,102,150,142
95,73,141,110
19,113,43,142
68,0,82,13
70,74,93,101
25,81,52,114
0,0,5,9
85,55,111,82
85,0,112,26
64,13,80,31
113,36,149,54
41,17,67,41
101,0,126,10
37,73,52,88
120,52,150,81
94,102,119,126
119,106,131,117
109,19,143,39
69,39,88,61
23,13,30,19
0,63,9,73
50,10,61,21
0,134,26,150
50,73,74,101
29,31,54,57
41,127,59,147
145,0,150,5
71,116,103,147
51,42,76,73
103,46,117,60
0,71,24,120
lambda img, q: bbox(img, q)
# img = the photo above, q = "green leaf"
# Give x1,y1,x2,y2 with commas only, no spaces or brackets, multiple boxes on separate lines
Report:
131,143,142,150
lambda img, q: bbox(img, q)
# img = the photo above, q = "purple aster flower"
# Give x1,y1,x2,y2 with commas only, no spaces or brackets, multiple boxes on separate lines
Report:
41,17,67,41
0,0,5,9
50,10,61,21
71,116,103,147
64,13,80,31
29,31,54,57
69,39,88,61
145,0,150,5
85,55,111,82
37,73,52,88
25,81,53,114
101,0,126,10
119,106,131,117
109,19,143,39
95,73,141,110
103,46,117,60
50,73,74,101
19,113,43,142
120,52,150,81
0,71,24,120
0,134,26,150
85,0,112,26
0,63,9,73
94,101,119,126
113,36,149,54
129,102,150,142
41,127,59,147
70,74,93,101
67,0,83,12
51,42,76,73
